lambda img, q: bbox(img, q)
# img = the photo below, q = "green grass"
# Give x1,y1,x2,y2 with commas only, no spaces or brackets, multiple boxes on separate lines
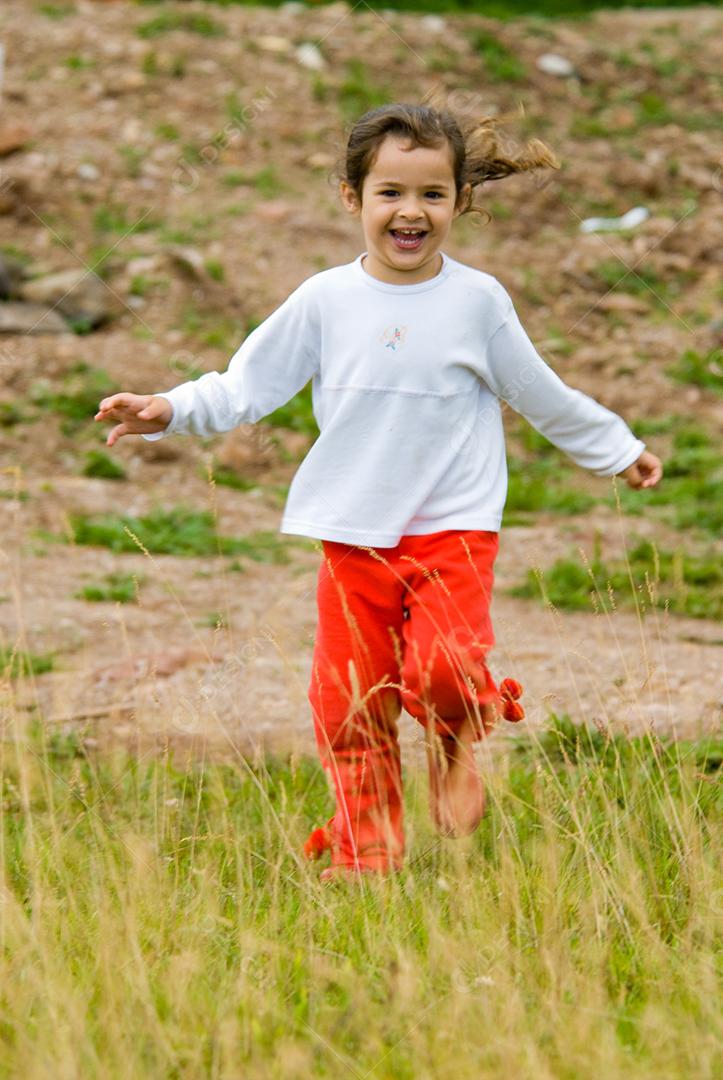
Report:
612,423,723,538
180,306,239,351
206,463,258,492
0,645,54,677
0,712,719,1075
136,11,223,38
592,260,676,309
263,381,318,437
510,534,723,621
338,59,391,124
75,572,143,604
81,449,127,480
0,401,27,427
137,0,702,18
92,202,160,236
66,506,293,563
467,28,526,82
30,363,117,433
667,348,723,394
503,424,597,524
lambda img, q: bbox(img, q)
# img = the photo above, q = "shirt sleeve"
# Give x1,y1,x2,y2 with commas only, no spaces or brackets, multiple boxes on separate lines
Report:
143,279,319,441
476,294,646,477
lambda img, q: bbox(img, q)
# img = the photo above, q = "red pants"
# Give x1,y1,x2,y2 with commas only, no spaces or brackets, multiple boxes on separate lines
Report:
307,529,505,873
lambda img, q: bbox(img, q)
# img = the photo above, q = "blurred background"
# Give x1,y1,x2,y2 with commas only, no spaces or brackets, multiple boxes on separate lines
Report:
0,0,721,757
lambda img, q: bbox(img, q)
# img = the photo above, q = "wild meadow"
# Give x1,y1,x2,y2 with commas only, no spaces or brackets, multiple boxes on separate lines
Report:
1,704,720,1077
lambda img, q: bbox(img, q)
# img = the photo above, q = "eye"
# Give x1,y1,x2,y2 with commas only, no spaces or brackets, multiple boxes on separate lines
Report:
425,192,444,199
380,189,399,197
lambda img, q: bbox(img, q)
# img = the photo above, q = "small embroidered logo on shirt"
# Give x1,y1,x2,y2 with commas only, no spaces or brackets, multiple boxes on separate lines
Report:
380,325,407,352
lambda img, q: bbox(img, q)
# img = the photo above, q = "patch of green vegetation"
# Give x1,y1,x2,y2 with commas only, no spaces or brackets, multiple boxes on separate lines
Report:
667,347,722,394
592,260,672,307
423,44,460,73
503,437,596,524
0,401,27,427
635,92,675,126
138,0,708,17
0,244,33,267
0,645,54,677
93,202,160,236
263,381,318,438
206,464,257,492
76,572,142,604
338,59,390,123
613,423,722,537
36,3,75,17
201,611,227,629
310,73,329,103
568,114,616,140
136,11,223,39
180,306,239,351
81,449,127,480
510,534,723,620
118,145,148,179
66,507,292,563
31,363,116,432
204,258,225,282
219,166,285,199
467,29,526,82
64,54,95,70
1,703,718,1075
154,121,180,141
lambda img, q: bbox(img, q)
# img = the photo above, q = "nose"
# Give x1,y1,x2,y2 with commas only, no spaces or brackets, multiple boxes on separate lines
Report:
398,197,425,221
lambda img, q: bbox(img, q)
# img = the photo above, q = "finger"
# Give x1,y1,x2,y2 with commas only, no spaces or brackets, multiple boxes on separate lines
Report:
106,423,128,448
101,393,142,418
137,400,163,420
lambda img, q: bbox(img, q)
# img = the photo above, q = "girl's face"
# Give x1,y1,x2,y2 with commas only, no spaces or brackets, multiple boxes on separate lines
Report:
340,134,470,286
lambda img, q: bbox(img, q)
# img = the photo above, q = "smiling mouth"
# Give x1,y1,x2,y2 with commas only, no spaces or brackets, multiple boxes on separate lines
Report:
389,228,428,250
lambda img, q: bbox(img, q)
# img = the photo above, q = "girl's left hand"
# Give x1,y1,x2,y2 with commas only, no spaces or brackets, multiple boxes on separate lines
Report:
619,450,663,489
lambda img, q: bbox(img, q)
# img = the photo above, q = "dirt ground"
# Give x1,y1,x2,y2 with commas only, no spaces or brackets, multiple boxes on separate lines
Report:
1,0,721,764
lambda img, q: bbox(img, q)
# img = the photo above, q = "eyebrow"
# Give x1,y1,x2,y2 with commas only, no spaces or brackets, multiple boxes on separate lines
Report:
372,180,452,189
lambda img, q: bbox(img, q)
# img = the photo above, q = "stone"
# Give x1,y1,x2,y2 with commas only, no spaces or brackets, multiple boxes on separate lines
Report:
295,43,325,71
0,301,69,334
421,15,446,33
0,125,32,156
19,268,119,327
0,253,28,299
77,162,100,181
162,245,208,280
536,53,576,77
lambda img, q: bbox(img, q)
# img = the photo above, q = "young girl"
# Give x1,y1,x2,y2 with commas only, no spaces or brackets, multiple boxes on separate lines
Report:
96,95,663,882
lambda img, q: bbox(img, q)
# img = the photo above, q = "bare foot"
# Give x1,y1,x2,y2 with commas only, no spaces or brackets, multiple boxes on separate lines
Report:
426,716,485,838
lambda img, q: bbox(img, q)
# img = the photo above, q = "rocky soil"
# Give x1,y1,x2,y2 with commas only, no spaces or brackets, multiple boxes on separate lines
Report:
0,0,721,766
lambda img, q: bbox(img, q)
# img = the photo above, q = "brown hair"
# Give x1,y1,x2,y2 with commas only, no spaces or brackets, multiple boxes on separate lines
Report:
336,87,561,224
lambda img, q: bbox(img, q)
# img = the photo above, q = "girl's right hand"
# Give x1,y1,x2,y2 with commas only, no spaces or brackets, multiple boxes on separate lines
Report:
94,393,173,447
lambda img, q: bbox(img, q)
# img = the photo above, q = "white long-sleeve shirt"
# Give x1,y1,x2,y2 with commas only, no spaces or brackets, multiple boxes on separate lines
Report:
145,251,645,547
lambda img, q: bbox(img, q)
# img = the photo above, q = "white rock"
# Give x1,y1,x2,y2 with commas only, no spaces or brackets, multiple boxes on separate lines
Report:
76,162,99,181
280,1,305,12
421,15,446,33
536,53,576,77
295,42,325,71
579,206,651,234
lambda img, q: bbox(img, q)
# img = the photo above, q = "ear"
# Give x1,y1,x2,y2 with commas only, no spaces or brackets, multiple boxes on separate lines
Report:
454,182,472,216
339,180,361,215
